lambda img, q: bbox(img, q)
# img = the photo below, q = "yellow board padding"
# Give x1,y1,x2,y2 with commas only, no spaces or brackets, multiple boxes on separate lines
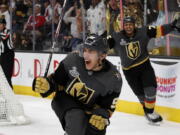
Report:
116,100,180,123
14,85,180,123
13,85,54,98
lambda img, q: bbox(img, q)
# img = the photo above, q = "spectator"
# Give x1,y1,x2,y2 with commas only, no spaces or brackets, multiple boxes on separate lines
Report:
23,4,46,32
178,0,180,7
12,32,22,49
0,0,8,5
12,32,32,50
23,4,46,50
16,0,29,18
87,0,106,35
20,33,33,50
0,4,10,29
44,0,62,49
63,5,83,51
124,0,143,27
106,0,121,35
41,0,50,15
23,0,33,17
44,0,62,25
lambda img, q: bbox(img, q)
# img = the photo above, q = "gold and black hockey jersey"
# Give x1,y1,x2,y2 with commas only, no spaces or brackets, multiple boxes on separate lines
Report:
111,24,174,70
49,52,122,119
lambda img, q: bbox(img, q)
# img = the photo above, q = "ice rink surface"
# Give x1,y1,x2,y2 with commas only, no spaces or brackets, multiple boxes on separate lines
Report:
0,95,180,135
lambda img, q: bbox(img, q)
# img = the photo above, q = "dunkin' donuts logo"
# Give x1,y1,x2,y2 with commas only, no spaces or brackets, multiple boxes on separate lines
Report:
156,76,177,98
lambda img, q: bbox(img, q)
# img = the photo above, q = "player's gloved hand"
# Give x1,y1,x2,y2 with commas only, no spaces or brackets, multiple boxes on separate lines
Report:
88,108,110,131
172,17,180,32
32,77,50,94
107,35,115,49
89,114,108,130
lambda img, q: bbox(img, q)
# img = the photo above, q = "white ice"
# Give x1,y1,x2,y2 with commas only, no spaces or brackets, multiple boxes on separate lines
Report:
0,95,180,135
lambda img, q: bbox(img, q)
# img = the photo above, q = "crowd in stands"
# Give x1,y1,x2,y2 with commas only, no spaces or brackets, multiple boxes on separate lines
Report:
0,0,179,54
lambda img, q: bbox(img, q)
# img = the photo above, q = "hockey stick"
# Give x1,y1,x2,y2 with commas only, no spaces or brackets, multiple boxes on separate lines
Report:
44,0,67,77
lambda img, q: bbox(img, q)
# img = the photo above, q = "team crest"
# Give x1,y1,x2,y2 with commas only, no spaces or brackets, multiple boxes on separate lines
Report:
125,41,140,59
66,77,95,104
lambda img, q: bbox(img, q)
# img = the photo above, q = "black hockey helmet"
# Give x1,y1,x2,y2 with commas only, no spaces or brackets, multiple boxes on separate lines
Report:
83,34,109,54
123,16,135,24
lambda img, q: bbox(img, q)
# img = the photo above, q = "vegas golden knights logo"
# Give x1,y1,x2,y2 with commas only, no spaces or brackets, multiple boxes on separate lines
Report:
66,77,95,104
125,41,140,59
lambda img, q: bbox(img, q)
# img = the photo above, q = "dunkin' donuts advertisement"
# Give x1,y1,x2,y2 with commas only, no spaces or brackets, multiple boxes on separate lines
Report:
151,60,180,108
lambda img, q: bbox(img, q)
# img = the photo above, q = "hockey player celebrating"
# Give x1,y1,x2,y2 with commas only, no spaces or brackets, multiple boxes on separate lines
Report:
107,16,180,124
32,34,122,135
0,16,14,88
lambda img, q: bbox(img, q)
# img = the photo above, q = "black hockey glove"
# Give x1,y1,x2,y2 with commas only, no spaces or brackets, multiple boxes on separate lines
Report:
107,35,115,49
171,17,180,32
89,108,110,131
